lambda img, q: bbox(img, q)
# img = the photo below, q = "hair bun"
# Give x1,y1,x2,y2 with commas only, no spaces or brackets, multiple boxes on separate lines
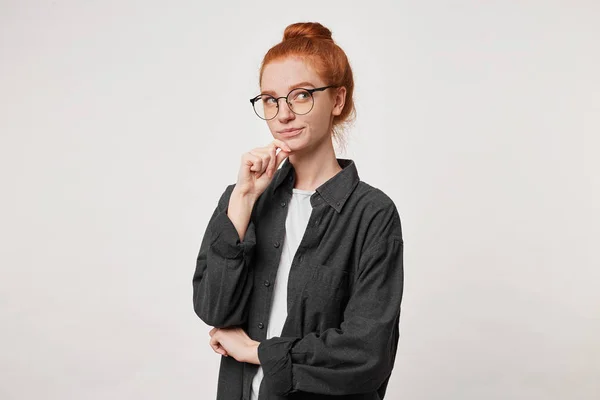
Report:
282,22,334,42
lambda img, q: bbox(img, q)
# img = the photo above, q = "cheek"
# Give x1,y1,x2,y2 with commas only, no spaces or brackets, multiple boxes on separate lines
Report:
266,121,278,135
311,110,333,129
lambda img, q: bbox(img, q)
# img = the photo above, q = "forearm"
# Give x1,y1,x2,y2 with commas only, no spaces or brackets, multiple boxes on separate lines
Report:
192,185,257,327
258,317,398,395
193,247,254,327
227,187,257,242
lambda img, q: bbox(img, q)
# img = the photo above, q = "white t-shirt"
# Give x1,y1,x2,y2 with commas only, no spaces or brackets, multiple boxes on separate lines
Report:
250,188,315,400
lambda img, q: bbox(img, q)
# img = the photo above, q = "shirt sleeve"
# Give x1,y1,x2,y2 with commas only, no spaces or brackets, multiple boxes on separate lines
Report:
257,228,404,396
192,183,257,328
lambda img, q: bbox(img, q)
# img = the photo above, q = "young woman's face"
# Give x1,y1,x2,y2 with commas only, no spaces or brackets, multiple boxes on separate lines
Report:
260,57,344,153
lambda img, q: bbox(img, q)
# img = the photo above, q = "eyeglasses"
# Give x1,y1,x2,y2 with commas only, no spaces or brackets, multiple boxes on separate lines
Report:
249,85,335,120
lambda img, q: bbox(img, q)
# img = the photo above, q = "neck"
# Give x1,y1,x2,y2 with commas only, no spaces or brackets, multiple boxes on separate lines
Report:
288,137,342,191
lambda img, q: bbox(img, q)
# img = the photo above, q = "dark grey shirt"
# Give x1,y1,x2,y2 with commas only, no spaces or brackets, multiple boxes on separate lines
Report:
193,158,404,400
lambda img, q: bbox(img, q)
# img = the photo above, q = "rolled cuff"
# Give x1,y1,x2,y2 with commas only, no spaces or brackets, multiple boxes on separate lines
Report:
257,336,300,396
209,210,256,260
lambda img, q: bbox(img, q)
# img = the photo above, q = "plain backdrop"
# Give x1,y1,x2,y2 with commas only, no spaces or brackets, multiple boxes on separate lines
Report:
1,1,598,399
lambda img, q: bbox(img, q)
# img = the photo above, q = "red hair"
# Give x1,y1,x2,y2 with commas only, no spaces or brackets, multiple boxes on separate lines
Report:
259,22,356,150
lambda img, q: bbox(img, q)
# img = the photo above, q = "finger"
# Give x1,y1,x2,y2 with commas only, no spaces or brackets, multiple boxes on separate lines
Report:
209,327,218,337
250,150,271,175
216,345,228,356
243,152,263,173
271,139,292,152
249,150,268,178
261,153,272,175
250,152,265,173
267,145,277,178
209,335,226,355
209,336,218,352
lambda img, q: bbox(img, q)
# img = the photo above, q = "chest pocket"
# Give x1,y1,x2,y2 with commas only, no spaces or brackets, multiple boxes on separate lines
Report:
298,263,349,332
310,264,349,299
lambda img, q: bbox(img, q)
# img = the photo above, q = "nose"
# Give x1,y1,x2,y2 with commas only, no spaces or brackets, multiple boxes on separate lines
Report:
276,98,295,123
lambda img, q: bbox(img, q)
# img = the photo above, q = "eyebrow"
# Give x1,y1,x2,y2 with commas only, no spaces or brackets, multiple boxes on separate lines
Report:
260,81,316,96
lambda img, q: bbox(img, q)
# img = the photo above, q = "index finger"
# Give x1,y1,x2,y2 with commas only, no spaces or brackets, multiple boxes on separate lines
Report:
270,139,292,152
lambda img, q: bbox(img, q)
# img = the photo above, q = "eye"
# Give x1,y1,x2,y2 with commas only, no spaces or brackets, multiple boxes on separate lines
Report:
291,90,310,101
262,96,277,105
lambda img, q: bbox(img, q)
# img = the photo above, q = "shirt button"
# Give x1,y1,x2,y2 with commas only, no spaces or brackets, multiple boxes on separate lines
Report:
281,201,286,207
299,255,304,262
273,241,280,248
258,322,264,329
264,280,271,287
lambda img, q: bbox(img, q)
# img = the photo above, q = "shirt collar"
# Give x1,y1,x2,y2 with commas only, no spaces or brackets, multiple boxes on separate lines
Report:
273,157,360,213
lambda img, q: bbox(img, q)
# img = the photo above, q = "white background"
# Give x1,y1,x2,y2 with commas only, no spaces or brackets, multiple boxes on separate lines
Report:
1,1,598,399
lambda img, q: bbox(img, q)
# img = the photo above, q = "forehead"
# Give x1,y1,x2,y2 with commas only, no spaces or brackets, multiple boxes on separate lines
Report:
261,57,324,95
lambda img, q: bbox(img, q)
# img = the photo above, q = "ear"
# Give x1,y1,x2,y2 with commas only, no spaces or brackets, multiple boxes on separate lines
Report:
331,86,347,117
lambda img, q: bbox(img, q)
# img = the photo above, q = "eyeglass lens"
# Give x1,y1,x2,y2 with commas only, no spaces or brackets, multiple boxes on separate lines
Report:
253,88,314,120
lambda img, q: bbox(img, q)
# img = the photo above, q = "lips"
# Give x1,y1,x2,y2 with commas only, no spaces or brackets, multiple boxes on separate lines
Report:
279,128,303,137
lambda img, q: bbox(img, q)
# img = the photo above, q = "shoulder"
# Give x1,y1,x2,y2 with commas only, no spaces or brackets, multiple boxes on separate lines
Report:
351,181,403,251
353,181,400,220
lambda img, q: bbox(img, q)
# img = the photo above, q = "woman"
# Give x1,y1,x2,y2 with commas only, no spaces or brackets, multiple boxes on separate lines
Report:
192,22,404,400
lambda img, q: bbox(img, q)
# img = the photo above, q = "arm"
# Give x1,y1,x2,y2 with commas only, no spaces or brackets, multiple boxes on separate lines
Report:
257,215,404,396
192,184,258,328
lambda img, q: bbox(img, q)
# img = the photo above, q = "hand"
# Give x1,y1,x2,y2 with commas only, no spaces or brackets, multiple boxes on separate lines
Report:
235,139,292,200
208,327,261,364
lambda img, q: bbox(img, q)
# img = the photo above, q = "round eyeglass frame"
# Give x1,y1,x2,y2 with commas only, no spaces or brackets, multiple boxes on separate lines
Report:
249,85,336,120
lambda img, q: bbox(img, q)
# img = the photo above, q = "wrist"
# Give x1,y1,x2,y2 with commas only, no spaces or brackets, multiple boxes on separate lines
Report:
231,187,258,205
246,341,260,365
